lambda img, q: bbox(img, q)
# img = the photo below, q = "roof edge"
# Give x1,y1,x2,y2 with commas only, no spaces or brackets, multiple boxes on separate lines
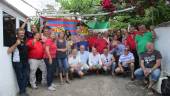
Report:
1,0,28,18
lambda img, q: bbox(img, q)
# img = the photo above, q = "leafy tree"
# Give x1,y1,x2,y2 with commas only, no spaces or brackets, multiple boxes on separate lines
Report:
58,0,170,29
58,0,101,14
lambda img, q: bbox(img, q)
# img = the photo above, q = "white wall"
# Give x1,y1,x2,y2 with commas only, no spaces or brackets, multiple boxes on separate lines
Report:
153,27,170,93
0,2,28,96
155,27,170,76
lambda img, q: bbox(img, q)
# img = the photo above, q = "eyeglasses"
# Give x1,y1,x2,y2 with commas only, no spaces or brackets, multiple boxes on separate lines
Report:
106,58,109,62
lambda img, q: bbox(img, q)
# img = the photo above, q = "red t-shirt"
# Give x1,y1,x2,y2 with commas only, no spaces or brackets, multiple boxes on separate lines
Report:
94,38,108,54
26,39,44,59
87,36,97,49
43,38,57,58
124,31,140,50
125,34,136,50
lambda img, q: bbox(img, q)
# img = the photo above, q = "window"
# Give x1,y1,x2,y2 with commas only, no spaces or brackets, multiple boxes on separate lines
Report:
3,12,16,47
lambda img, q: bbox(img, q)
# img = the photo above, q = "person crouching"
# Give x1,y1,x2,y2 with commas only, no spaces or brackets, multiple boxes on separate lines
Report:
115,47,135,80
68,48,84,78
88,47,102,74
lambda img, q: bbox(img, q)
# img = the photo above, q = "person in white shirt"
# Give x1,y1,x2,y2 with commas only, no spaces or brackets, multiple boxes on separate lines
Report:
101,48,116,75
78,45,89,71
88,47,102,74
115,47,135,80
68,48,84,78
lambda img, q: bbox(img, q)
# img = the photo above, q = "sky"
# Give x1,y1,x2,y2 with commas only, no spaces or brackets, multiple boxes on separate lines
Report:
6,0,56,16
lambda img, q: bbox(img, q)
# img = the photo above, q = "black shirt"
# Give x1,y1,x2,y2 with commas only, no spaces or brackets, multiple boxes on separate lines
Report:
57,40,67,59
11,37,28,63
141,50,162,68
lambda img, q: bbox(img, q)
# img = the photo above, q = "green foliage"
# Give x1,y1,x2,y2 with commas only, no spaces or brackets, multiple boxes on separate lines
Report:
58,0,170,29
110,0,170,29
58,0,101,14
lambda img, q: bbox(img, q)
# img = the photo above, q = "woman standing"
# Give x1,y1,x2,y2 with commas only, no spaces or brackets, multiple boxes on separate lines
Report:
44,32,57,91
57,32,70,84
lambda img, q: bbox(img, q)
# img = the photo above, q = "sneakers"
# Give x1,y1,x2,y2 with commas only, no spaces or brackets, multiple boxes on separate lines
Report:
31,84,38,89
51,83,57,88
48,86,56,91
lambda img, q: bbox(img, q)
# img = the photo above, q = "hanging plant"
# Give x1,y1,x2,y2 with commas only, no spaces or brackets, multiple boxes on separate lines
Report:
101,0,116,12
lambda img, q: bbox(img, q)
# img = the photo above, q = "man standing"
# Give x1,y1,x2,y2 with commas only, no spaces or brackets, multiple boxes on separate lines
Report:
26,32,47,89
135,42,162,89
7,28,29,96
125,26,140,69
77,36,89,51
94,33,108,54
135,25,154,55
115,47,135,80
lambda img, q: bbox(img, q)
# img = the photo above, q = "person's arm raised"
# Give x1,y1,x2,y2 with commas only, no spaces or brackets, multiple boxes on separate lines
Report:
21,18,29,29
7,39,21,54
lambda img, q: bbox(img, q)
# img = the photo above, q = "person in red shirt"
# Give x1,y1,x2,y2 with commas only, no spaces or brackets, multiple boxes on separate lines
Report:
87,32,97,51
125,26,140,69
94,33,108,54
44,32,57,91
26,32,47,89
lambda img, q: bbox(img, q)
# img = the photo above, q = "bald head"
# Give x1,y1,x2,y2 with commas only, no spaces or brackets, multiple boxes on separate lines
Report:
146,42,154,53
80,45,85,52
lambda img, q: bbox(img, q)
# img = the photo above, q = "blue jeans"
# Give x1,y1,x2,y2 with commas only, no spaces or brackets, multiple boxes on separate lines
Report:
44,58,56,87
12,62,29,94
57,58,69,73
134,68,161,81
112,62,116,72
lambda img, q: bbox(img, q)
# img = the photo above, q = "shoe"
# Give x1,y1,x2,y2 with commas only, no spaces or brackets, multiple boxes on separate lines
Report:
31,84,38,89
48,86,56,91
20,93,29,96
51,83,57,88
66,80,71,84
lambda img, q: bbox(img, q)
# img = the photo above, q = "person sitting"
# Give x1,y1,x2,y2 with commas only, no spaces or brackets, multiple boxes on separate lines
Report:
101,48,116,75
78,45,90,72
115,47,135,80
88,47,102,74
134,42,162,89
68,48,84,78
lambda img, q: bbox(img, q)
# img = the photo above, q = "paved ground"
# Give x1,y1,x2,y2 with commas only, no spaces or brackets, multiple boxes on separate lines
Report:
27,75,161,96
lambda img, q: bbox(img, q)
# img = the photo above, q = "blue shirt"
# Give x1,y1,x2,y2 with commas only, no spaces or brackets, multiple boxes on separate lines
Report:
110,43,125,56
77,41,89,51
78,51,89,64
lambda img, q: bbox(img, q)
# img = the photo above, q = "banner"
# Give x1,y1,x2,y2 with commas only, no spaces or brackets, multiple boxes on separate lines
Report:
40,16,80,35
87,21,110,32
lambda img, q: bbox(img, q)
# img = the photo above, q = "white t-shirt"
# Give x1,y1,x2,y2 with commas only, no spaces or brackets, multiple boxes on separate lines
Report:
68,55,81,65
119,52,134,67
13,48,20,62
101,54,113,65
88,53,102,66
78,51,89,65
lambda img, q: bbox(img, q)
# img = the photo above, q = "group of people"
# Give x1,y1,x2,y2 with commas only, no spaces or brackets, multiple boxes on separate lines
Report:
7,18,162,96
